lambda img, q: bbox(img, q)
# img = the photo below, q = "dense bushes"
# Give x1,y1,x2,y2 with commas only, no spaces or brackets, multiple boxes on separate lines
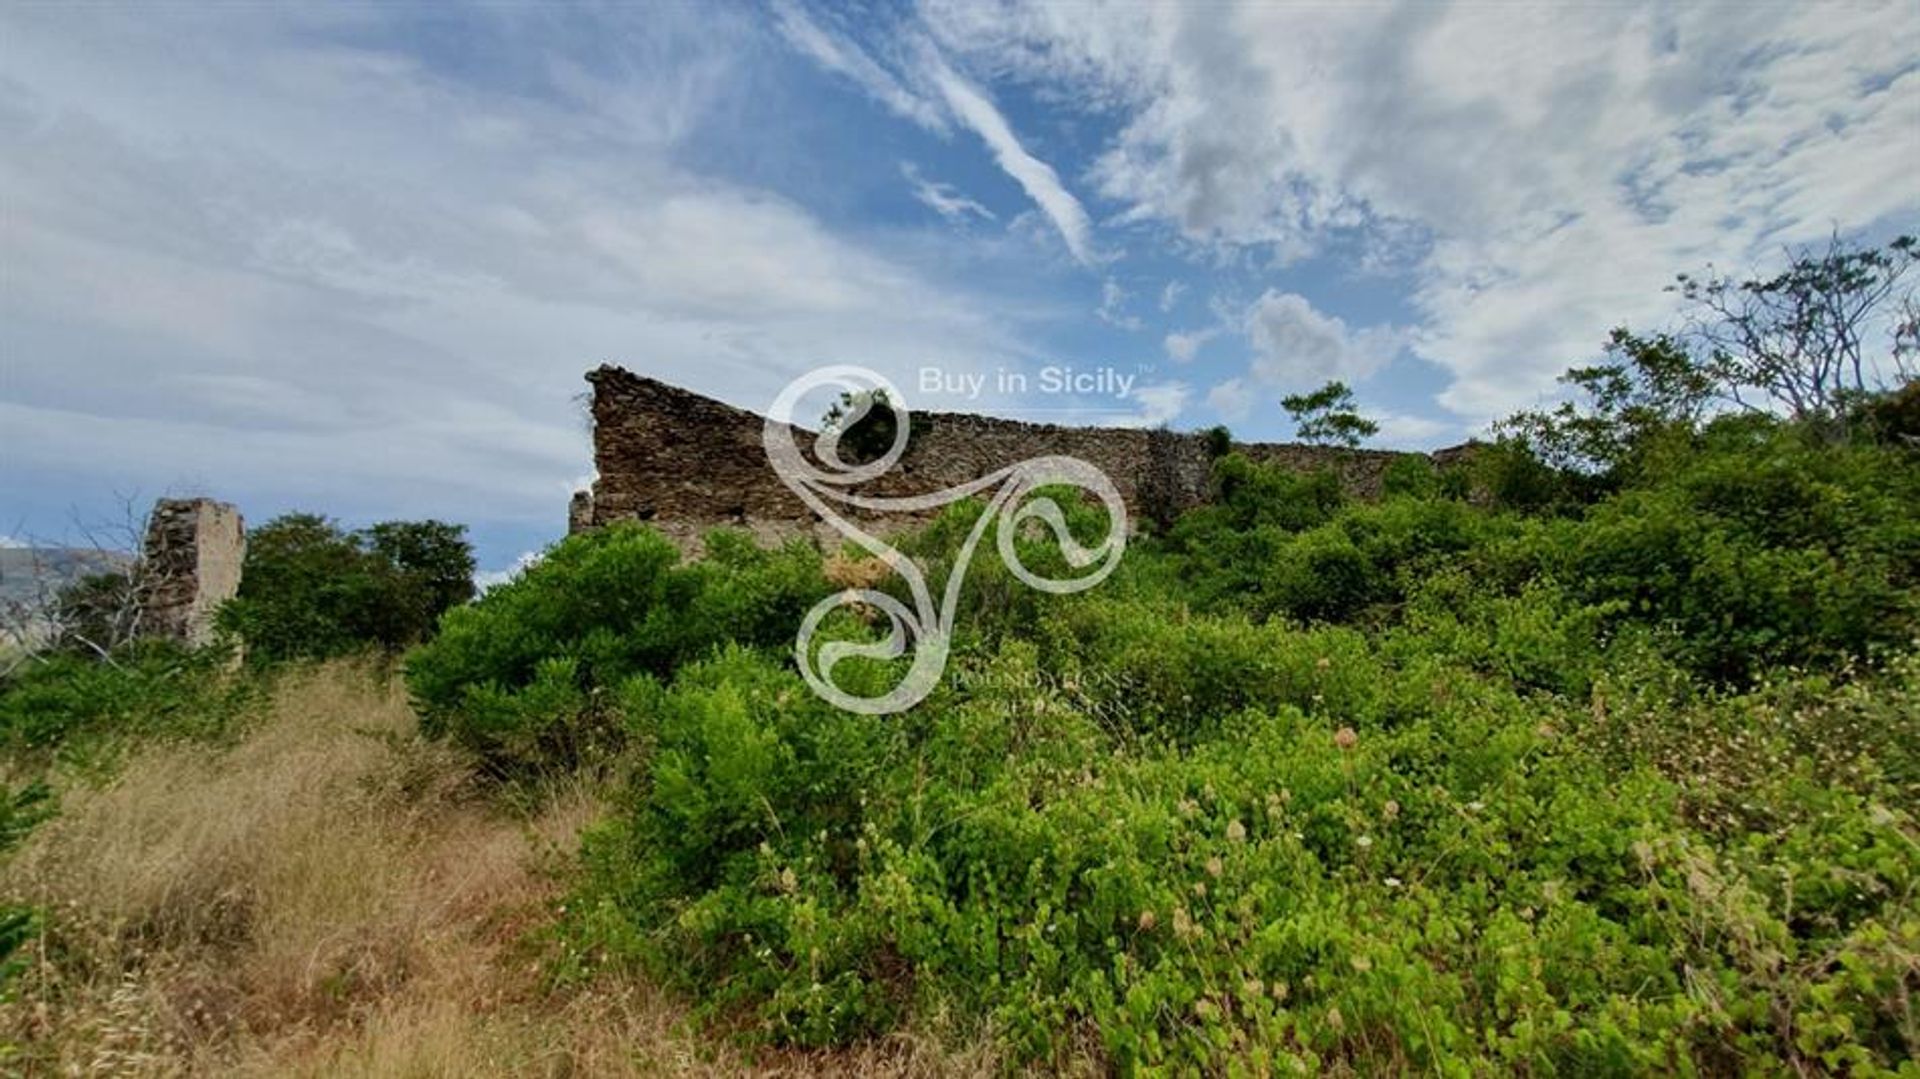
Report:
1549,421,1920,681
558,627,1916,1071
396,382,1920,1071
219,514,475,663
0,642,254,766
406,525,826,772
1160,419,1918,686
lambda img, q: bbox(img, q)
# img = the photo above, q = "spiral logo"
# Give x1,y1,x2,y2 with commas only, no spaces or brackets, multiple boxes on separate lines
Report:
765,366,1127,714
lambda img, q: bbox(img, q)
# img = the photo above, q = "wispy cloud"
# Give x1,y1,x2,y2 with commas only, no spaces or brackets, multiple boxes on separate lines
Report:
1164,327,1216,364
902,162,995,223
1118,380,1190,427
1372,410,1457,448
1206,377,1254,423
0,4,1032,543
771,0,946,130
773,2,1098,267
926,0,1920,417
923,54,1098,266
1096,278,1141,329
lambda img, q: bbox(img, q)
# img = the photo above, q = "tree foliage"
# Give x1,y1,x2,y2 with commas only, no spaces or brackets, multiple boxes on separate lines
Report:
1497,233,1919,490
1200,423,1234,459
1281,380,1379,447
1677,231,1917,434
821,389,921,464
218,513,474,663
1495,328,1715,479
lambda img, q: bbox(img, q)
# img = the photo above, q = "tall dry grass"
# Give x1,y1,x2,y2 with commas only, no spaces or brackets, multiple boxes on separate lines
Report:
0,662,1005,1077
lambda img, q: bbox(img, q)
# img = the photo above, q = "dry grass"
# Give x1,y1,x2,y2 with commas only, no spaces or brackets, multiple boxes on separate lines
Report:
823,553,896,592
0,662,1005,1077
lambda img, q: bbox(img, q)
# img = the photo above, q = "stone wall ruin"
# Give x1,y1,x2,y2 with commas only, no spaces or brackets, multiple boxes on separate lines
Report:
573,365,1475,552
141,497,246,647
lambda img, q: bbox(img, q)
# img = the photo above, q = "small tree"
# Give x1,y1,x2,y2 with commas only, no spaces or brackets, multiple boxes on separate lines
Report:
50,570,144,658
1495,328,1716,477
363,520,476,621
219,514,476,663
1496,232,1920,485
0,497,155,669
1281,381,1379,448
1676,232,1917,434
821,389,919,464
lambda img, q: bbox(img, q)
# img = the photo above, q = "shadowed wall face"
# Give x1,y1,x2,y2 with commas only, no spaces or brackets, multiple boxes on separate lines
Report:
142,498,246,646
576,365,1468,551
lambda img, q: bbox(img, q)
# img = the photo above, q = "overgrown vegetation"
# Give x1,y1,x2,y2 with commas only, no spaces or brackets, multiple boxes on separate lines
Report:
4,235,1918,1074
822,388,927,464
483,413,1916,1071
1281,380,1379,448
393,235,1920,1074
0,510,477,1043
219,513,475,663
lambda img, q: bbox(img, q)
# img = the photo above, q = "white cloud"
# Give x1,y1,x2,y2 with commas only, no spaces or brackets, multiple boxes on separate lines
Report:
1164,327,1216,364
1372,411,1457,448
1244,291,1403,388
773,4,1098,268
1121,380,1190,427
1096,278,1142,329
771,0,946,129
0,6,1031,535
925,1,1920,418
1159,280,1186,312
925,54,1098,266
0,535,29,550
902,161,995,222
475,549,542,592
1206,377,1255,422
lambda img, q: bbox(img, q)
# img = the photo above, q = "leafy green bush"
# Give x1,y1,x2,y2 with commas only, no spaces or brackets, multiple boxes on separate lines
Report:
1552,424,1920,682
561,626,1918,1071
1379,454,1440,498
0,642,253,765
405,524,825,773
404,383,1920,1073
219,513,475,663
1200,424,1233,459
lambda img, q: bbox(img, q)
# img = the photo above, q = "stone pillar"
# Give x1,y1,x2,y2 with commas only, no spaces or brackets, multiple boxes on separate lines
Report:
568,488,595,534
141,498,246,647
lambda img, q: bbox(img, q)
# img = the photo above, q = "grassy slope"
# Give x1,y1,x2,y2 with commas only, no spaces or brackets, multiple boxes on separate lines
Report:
0,664,1012,1077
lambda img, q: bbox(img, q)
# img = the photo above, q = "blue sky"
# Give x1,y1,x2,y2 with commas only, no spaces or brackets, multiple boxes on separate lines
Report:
1,1,1914,577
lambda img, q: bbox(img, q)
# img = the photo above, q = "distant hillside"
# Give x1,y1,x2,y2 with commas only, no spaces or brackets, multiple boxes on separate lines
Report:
0,547,133,608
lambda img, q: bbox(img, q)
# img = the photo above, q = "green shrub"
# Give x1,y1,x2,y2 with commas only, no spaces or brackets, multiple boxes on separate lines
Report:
1555,428,1920,683
1474,438,1578,513
0,641,252,765
1032,600,1383,740
405,524,825,773
1201,424,1234,460
439,384,1920,1073
1380,454,1439,498
561,625,1920,1071
219,513,475,663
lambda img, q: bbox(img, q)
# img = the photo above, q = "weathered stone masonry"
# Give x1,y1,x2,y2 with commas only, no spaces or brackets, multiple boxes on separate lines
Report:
574,365,1474,551
141,497,246,646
